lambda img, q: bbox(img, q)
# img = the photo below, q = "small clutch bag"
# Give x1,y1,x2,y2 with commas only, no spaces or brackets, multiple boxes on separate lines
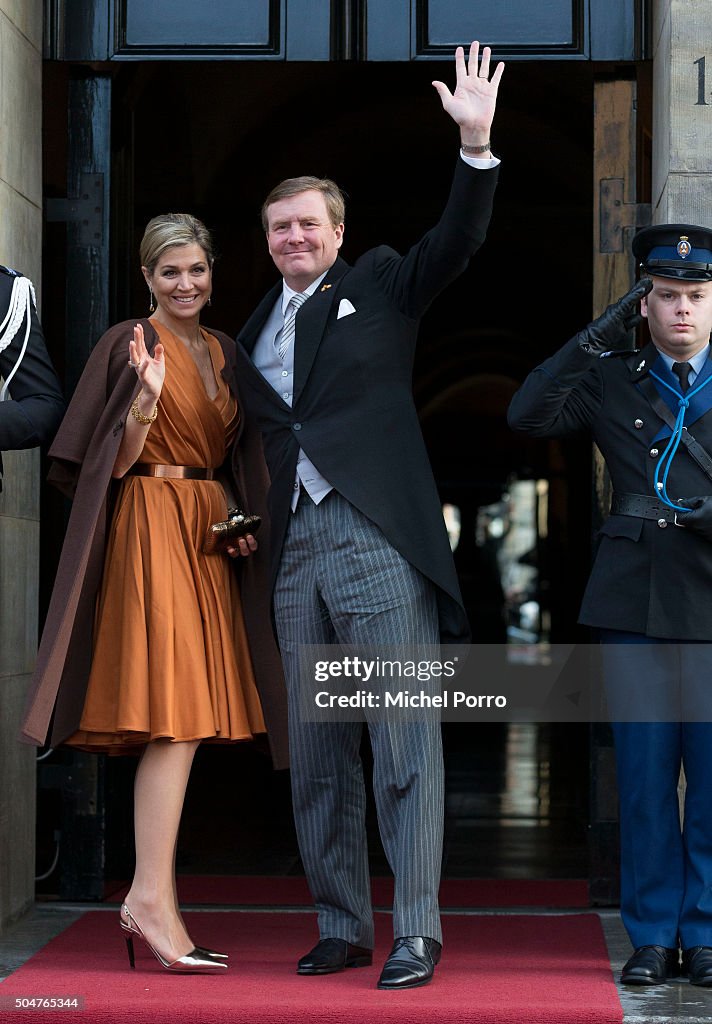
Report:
202,507,262,555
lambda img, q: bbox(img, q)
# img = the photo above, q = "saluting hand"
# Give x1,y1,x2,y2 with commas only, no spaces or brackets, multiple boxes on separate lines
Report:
432,41,505,140
577,278,653,356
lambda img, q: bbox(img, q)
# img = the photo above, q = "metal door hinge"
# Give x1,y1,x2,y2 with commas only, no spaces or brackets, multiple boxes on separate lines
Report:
599,178,651,253
46,172,104,247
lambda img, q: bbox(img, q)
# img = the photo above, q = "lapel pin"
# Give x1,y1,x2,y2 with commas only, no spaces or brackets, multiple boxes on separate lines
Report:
320,284,332,292
636,360,646,372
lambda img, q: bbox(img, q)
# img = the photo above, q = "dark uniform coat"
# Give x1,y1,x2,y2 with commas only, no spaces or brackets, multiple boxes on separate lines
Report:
235,159,500,645
507,335,712,640
0,267,64,490
21,319,289,768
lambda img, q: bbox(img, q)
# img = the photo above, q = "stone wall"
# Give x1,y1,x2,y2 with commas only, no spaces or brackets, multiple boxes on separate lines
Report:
0,0,44,934
652,0,712,223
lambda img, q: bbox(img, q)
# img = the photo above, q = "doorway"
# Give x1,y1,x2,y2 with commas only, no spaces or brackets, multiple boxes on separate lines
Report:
38,55,615,896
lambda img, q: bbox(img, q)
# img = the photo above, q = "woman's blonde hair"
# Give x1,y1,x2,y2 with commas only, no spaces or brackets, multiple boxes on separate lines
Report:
140,213,215,274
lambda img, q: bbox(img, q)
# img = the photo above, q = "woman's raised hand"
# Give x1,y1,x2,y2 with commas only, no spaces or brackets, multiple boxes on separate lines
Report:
129,323,165,400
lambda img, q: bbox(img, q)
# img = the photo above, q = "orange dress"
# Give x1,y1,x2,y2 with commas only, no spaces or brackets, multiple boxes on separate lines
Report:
68,322,265,752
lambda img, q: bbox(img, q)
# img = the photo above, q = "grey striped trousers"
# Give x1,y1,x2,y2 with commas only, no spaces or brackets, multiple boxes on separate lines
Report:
274,489,443,947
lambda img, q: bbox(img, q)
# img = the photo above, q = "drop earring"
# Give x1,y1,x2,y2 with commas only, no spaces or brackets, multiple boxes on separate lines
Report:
148,288,155,313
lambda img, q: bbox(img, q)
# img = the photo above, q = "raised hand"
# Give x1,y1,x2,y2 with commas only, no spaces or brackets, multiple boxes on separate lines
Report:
432,41,505,142
577,278,653,355
128,323,165,401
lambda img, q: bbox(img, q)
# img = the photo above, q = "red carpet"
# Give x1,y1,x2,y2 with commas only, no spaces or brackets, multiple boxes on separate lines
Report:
0,911,621,1023
106,876,589,908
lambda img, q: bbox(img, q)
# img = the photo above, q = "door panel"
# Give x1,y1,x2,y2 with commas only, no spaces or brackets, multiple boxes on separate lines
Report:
45,0,642,62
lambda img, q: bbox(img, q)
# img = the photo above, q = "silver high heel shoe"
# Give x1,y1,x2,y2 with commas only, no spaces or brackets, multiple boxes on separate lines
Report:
195,946,229,960
120,903,227,973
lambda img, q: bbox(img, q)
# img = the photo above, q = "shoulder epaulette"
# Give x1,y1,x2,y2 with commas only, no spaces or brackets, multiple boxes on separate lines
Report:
0,265,23,278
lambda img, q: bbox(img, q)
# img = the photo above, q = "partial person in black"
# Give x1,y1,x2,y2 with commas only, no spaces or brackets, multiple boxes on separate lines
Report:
508,224,712,988
0,266,64,489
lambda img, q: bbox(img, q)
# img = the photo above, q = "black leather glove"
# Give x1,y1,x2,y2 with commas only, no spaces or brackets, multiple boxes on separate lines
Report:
576,278,653,355
675,496,712,541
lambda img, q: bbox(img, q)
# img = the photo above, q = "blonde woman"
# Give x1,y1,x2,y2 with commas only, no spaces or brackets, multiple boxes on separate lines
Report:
22,214,287,972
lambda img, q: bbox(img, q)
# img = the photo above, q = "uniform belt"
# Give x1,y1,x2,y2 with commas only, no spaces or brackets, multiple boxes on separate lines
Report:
611,492,683,525
127,463,215,480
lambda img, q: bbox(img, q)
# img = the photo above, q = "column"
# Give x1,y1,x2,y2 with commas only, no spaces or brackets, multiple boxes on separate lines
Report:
652,0,712,222
0,0,44,934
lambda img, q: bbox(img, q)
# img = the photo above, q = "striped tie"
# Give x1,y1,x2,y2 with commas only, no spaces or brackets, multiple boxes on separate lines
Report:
277,292,308,360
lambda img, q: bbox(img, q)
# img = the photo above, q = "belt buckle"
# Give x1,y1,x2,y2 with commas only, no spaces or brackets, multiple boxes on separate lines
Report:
673,512,686,528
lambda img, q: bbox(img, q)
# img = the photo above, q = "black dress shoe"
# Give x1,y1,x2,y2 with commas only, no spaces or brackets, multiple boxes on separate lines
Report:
297,938,372,975
620,945,680,985
682,946,712,986
377,936,442,990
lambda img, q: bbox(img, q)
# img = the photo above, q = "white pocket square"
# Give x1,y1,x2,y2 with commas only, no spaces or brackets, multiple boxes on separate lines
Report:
337,298,356,319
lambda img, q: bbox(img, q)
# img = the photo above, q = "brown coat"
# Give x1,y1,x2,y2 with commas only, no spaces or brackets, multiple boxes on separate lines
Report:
21,319,289,769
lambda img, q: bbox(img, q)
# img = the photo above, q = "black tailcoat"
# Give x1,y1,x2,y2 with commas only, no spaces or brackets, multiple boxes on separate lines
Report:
0,267,64,490
508,335,712,640
235,159,499,644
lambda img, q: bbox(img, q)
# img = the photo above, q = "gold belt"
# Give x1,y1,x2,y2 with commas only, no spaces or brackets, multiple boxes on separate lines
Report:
127,463,215,480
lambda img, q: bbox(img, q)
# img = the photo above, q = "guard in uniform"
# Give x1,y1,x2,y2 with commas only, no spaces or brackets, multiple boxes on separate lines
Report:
508,224,712,987
0,266,64,491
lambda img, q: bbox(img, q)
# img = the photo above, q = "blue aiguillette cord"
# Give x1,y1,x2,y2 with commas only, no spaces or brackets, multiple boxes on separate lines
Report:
648,370,712,511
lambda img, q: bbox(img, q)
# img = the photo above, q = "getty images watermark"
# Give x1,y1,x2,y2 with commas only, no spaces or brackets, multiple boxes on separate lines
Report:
294,644,712,723
312,654,506,712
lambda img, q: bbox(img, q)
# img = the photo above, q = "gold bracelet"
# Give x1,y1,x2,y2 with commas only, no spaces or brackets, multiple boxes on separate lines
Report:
130,394,158,425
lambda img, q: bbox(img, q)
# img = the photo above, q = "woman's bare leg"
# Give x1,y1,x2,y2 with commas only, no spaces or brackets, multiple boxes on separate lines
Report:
123,738,199,961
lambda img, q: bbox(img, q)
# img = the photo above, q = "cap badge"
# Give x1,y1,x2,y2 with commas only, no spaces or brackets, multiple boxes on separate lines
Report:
677,236,692,259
